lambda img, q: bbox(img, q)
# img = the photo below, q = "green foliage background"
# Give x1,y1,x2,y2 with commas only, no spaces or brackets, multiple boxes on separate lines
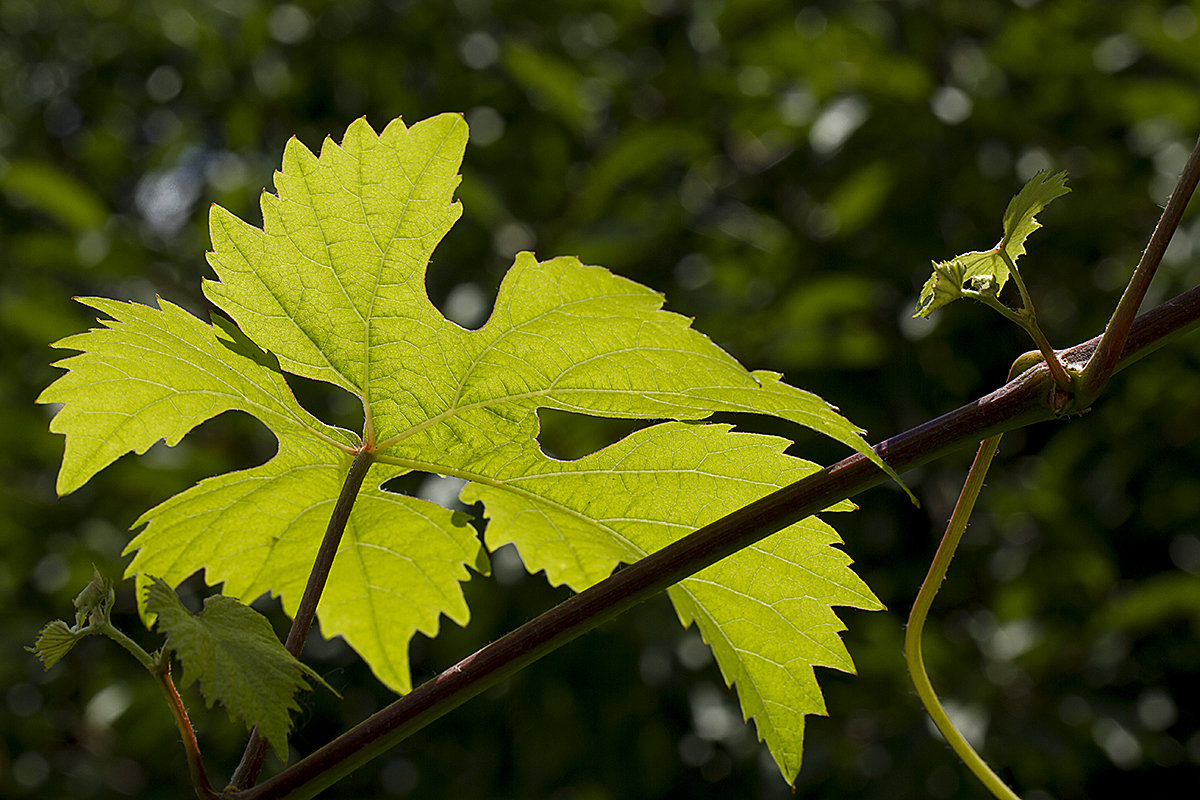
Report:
2,1,1198,798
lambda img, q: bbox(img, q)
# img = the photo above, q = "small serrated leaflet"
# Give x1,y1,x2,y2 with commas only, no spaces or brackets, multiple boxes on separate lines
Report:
28,620,84,669
144,578,328,761
915,170,1069,317
1001,169,1071,259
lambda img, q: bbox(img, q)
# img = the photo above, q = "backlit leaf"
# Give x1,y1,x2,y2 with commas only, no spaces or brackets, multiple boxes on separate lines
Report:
1001,169,1071,260
915,170,1069,317
41,114,895,778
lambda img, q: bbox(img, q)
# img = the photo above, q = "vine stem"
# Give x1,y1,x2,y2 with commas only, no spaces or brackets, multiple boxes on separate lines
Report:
92,618,218,798
1080,134,1200,403
904,433,1019,800
975,291,1072,392
281,448,376,656
155,658,220,800
229,447,376,790
95,618,155,670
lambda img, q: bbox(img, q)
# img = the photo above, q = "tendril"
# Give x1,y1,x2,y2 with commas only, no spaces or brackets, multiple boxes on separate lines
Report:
905,431,1021,800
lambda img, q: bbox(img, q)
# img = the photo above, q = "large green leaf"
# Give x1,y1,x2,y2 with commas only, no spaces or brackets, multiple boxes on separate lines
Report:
41,296,355,496
41,114,892,777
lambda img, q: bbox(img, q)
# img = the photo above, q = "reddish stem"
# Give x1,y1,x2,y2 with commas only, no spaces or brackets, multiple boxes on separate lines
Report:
155,660,218,800
229,448,375,789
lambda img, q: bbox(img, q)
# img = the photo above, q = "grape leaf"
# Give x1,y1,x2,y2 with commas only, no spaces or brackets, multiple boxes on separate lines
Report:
28,569,115,669
144,577,327,761
40,113,896,778
29,620,84,669
915,170,1069,317
1000,168,1072,261
40,296,357,496
467,421,879,779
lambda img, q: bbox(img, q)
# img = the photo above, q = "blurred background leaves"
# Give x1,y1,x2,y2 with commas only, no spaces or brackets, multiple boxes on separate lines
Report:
2,0,1199,798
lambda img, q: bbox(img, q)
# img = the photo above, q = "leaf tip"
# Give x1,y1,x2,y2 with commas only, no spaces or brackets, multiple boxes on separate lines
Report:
54,469,82,498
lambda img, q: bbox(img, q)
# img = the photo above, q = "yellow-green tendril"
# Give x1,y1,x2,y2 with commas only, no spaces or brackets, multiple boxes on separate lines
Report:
905,433,1021,800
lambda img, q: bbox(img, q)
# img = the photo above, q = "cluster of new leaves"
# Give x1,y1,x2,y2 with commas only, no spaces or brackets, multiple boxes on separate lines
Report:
32,570,326,762
915,171,1071,318
39,113,897,780
28,569,115,669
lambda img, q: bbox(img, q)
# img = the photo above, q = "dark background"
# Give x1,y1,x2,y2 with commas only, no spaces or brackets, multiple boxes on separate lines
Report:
3,1,1199,798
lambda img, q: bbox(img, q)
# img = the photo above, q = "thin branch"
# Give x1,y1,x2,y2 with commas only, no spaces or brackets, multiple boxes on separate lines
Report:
976,288,1072,391
229,283,1200,800
282,448,376,656
229,447,376,789
92,613,216,798
95,619,156,671
996,250,1073,391
155,659,219,800
1081,134,1200,402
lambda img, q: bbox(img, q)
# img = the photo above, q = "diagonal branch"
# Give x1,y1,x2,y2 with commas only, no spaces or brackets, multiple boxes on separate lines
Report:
228,281,1200,800
1079,134,1200,403
155,659,219,800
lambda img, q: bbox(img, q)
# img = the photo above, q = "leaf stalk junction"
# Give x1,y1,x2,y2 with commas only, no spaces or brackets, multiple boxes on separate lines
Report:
902,132,1200,800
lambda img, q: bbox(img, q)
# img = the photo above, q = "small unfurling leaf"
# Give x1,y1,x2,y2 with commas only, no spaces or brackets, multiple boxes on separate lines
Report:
73,567,114,628
28,619,84,669
916,170,1070,318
